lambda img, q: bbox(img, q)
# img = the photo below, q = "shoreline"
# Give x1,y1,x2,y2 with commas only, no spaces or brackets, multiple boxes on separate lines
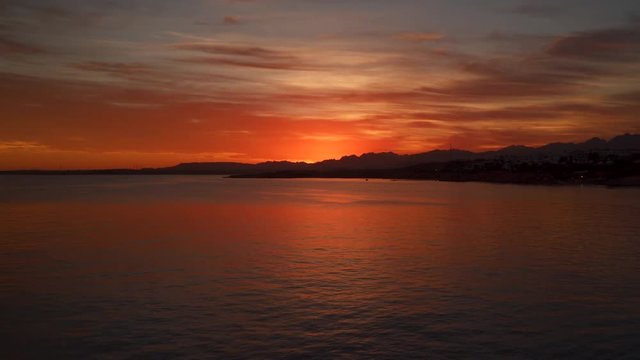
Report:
229,173,640,188
2,171,639,188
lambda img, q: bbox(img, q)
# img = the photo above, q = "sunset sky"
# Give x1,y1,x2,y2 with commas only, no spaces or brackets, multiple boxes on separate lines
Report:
1,0,640,169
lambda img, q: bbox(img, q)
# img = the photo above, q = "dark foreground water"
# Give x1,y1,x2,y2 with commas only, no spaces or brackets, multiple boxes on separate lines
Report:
1,176,639,359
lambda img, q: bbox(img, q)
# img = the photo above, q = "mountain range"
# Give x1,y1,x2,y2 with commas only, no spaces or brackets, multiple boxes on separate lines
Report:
157,133,640,175
3,134,639,179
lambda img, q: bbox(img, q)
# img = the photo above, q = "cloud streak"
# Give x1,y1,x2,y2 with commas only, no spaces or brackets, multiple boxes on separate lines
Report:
395,32,444,42
173,42,322,71
71,62,153,76
0,36,46,56
174,43,295,60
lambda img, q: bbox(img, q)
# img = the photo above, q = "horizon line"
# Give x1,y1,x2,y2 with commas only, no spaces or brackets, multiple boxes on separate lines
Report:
1,133,637,172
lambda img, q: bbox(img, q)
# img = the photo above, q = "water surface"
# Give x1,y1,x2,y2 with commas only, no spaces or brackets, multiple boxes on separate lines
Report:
1,176,639,359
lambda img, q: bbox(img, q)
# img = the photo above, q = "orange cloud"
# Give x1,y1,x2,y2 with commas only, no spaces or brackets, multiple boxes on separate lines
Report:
396,32,445,42
223,15,240,25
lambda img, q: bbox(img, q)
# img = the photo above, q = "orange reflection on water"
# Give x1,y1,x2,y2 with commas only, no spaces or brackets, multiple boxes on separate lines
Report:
2,177,640,358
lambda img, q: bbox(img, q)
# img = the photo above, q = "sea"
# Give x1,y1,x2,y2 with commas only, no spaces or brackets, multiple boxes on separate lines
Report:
1,175,639,359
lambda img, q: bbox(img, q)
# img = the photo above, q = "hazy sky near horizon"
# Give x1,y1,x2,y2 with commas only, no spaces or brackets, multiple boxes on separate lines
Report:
1,0,640,168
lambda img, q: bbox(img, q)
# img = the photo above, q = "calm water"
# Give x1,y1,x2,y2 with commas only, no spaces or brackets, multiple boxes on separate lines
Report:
1,176,639,359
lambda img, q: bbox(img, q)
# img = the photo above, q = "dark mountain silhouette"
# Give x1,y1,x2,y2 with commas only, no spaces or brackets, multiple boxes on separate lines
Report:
160,162,255,174
301,133,638,171
160,161,308,174
536,134,639,153
313,150,476,170
241,133,638,172
3,134,639,185
482,145,535,158
229,133,640,186
608,133,640,149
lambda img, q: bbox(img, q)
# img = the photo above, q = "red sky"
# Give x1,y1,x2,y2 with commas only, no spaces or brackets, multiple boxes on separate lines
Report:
1,0,640,169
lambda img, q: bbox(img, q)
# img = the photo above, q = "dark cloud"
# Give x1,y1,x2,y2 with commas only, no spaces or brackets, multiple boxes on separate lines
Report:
485,31,552,50
174,43,294,60
486,32,546,42
412,101,636,123
407,120,451,129
178,57,320,71
543,61,615,78
609,90,640,104
510,3,563,17
419,23,640,102
70,62,153,80
34,6,99,26
71,61,151,74
174,42,320,71
547,25,640,62
421,69,585,100
1,3,103,28
0,36,46,56
418,106,557,122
